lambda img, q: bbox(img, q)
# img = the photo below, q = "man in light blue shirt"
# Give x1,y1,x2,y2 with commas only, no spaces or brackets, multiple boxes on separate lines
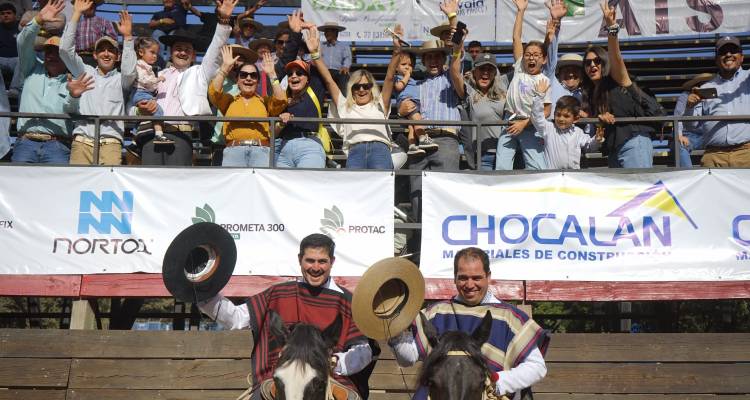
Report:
685,36,750,167
318,22,350,92
11,0,80,164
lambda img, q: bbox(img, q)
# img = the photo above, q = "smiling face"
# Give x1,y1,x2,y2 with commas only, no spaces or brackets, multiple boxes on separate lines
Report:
299,247,334,287
139,43,160,66
584,50,603,82
558,65,582,90
554,107,579,130
523,43,546,76
94,41,120,73
351,75,373,105
454,256,490,306
422,51,446,77
287,67,309,95
472,64,497,92
170,41,196,70
237,64,259,97
716,44,744,79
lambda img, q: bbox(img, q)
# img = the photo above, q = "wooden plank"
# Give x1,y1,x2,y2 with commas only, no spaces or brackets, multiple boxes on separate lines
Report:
69,359,250,390
546,333,750,362
369,373,410,391
536,363,750,394
536,395,750,400
372,359,418,376
0,359,71,388
526,281,750,301
0,275,81,297
69,300,97,330
80,274,524,300
369,393,412,400
0,389,66,400
0,330,253,359
66,389,246,400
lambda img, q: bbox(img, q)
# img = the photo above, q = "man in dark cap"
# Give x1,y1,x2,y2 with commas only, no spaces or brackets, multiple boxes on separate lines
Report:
684,36,749,167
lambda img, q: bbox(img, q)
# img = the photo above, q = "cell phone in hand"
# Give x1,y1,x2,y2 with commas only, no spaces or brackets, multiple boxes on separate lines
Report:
451,21,467,45
694,87,718,99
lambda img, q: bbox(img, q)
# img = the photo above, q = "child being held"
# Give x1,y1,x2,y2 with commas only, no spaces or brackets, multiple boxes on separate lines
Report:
132,37,169,143
530,79,603,170
392,47,438,156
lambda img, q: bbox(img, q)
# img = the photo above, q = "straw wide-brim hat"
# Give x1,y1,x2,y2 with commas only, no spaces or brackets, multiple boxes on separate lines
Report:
681,73,714,91
429,21,451,38
229,45,259,64
317,22,346,32
406,40,451,55
352,257,425,341
249,38,274,52
239,17,264,30
555,53,584,75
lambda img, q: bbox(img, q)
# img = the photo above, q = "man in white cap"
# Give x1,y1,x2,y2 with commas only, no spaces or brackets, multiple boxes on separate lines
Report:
318,21,350,91
684,36,750,167
60,0,135,165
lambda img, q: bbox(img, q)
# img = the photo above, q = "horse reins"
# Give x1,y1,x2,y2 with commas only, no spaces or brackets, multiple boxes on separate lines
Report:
431,351,508,400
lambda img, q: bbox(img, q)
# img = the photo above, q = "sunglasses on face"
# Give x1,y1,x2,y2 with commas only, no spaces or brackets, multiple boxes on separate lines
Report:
289,69,308,77
238,70,259,80
718,45,741,55
351,83,373,91
584,57,602,67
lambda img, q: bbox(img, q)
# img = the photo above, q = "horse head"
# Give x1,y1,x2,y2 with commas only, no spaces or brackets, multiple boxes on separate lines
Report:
269,311,342,400
418,310,493,400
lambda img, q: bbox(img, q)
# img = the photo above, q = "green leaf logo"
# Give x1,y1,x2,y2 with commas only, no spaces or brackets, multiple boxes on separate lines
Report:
320,205,345,236
192,204,216,224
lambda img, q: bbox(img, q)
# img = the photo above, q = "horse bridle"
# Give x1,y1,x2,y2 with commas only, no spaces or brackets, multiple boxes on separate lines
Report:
427,351,508,400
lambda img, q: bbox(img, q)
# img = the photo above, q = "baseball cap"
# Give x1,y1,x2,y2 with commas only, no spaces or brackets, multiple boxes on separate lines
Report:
94,36,120,52
42,36,61,48
472,53,496,68
716,36,741,53
284,59,310,74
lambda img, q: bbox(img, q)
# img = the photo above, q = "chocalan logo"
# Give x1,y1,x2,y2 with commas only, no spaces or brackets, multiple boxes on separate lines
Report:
192,203,216,224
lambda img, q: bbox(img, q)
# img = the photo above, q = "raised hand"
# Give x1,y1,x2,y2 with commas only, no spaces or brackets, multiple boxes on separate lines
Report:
513,0,528,12
220,45,239,71
181,0,192,9
535,78,550,95
598,112,616,125
287,9,304,33
66,73,95,98
260,52,276,78
116,10,133,39
439,0,459,16
303,25,320,54
72,0,93,14
546,0,568,20
37,0,65,23
217,0,239,19
600,0,616,26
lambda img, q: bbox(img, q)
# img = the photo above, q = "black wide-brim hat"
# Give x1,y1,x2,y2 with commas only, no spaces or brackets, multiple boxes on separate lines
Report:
162,222,237,303
159,29,208,53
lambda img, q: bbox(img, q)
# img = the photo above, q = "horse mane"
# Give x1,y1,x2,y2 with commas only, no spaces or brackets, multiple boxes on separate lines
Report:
276,323,330,375
418,330,491,387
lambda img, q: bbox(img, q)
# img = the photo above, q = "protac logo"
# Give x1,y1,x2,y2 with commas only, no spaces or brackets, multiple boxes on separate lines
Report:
77,191,134,235
320,205,385,237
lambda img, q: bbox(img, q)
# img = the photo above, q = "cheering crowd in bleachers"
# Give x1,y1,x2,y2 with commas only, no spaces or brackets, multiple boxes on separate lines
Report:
0,0,748,169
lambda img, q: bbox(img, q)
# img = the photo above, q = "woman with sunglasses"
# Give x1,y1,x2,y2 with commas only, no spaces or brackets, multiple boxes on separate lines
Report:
583,1,657,168
209,45,287,167
304,25,398,169
272,10,330,168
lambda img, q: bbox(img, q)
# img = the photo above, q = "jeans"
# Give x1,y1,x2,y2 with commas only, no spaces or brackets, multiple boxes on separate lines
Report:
409,136,460,221
11,137,70,164
495,125,546,170
480,153,496,170
132,89,164,116
678,132,704,168
346,141,393,169
608,133,653,168
275,137,326,168
222,145,270,167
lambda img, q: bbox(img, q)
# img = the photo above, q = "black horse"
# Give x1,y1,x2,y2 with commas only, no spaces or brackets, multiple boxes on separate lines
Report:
418,310,496,400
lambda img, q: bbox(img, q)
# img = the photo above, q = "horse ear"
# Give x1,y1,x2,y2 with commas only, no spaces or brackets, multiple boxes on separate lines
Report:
419,311,439,348
471,310,493,345
321,313,343,349
268,310,290,346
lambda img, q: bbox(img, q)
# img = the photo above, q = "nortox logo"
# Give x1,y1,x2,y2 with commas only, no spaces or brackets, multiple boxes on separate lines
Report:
77,191,134,234
320,205,386,237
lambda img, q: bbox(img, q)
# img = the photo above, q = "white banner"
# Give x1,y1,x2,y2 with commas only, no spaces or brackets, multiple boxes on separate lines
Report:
0,167,394,276
303,0,749,43
421,170,750,281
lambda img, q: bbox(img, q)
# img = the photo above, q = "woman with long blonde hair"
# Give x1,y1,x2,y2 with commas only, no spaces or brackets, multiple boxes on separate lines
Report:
306,25,398,169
